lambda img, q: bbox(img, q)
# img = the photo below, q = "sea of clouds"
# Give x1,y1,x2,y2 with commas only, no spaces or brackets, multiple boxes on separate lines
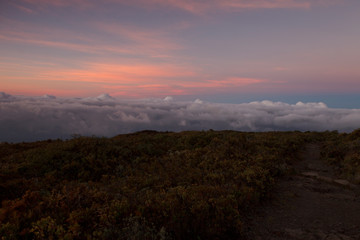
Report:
1,92,360,142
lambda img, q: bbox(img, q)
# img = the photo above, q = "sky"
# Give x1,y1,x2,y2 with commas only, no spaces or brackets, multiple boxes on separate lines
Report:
1,0,360,142
1,0,360,107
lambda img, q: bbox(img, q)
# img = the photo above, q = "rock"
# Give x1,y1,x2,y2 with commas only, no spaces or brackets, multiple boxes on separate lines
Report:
333,179,350,186
301,171,319,178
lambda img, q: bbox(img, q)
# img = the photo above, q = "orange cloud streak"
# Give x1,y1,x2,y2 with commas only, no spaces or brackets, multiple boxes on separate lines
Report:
183,76,265,92
1,57,265,97
0,60,197,96
36,63,196,84
100,76,266,97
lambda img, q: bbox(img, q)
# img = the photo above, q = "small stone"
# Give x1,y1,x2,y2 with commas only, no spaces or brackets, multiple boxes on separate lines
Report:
333,179,350,186
301,171,319,178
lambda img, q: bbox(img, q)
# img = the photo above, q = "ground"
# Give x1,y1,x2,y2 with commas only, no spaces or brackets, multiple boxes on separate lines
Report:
247,144,360,240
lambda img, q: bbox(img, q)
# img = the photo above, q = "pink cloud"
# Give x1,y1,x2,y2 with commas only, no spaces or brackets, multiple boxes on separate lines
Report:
0,60,196,84
42,63,196,83
96,23,181,52
11,2,36,14
219,0,311,10
101,76,266,97
159,77,265,93
22,0,94,9
170,77,266,95
17,0,335,14
123,0,318,14
0,19,181,58
104,84,187,97
207,77,265,87
3,88,87,97
0,56,266,98
0,34,101,54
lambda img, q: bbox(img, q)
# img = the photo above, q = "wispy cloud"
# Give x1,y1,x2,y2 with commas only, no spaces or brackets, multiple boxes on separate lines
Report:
123,0,318,14
37,62,196,83
10,2,36,14
219,0,311,10
0,34,101,54
164,77,267,95
0,30,179,57
0,58,196,97
0,16,182,59
16,0,334,15
1,93,359,142
1,52,265,97
21,0,95,10
95,23,182,53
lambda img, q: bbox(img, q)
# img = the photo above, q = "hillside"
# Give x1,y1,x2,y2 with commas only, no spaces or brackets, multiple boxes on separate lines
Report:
0,130,359,239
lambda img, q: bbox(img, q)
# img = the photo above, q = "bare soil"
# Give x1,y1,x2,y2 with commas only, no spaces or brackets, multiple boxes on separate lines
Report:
246,143,360,240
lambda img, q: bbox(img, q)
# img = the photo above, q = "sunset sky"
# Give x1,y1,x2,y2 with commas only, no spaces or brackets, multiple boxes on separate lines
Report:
1,0,360,107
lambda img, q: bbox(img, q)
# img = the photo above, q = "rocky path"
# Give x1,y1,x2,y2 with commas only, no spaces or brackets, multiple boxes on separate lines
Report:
248,143,360,240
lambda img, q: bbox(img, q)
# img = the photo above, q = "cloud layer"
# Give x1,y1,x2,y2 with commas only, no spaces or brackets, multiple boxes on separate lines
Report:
1,92,360,142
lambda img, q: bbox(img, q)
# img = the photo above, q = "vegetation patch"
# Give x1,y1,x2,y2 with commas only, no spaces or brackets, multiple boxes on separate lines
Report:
0,130,354,239
320,130,360,183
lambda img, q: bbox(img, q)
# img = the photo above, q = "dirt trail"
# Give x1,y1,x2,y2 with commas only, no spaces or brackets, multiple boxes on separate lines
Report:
247,143,360,240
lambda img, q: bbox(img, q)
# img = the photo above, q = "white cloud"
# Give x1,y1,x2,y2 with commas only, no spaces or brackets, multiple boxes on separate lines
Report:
95,93,115,101
42,94,57,99
194,99,203,104
1,93,360,142
163,96,173,102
